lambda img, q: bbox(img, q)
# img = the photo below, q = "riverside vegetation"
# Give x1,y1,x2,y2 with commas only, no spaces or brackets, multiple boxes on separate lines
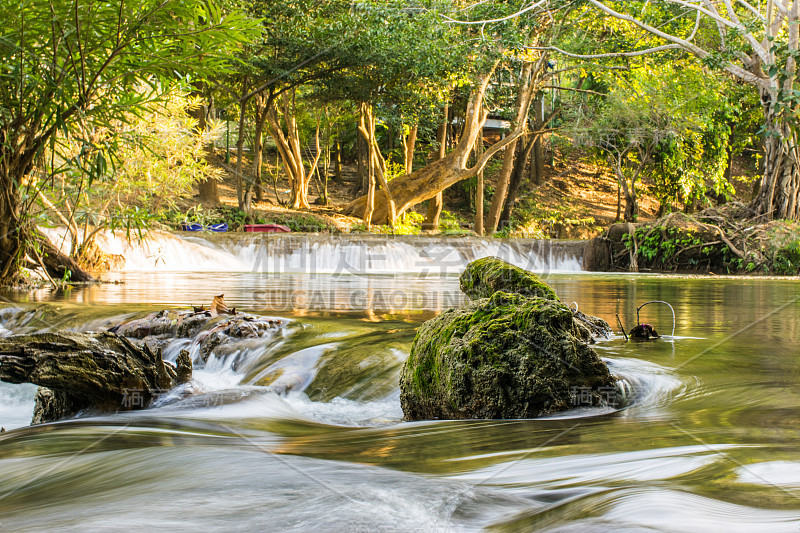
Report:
5,1,800,285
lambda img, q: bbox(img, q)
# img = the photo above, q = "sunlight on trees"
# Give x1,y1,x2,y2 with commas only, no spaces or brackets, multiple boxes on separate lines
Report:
0,0,258,282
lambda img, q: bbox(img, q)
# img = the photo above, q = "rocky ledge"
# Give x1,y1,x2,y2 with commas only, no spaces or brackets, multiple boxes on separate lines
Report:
0,331,192,424
0,298,284,424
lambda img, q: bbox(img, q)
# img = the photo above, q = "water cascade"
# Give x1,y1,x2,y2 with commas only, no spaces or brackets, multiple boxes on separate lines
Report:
3,239,799,531
42,228,585,274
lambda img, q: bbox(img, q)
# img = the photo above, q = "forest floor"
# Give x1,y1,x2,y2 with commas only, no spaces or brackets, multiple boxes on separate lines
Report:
177,140,760,239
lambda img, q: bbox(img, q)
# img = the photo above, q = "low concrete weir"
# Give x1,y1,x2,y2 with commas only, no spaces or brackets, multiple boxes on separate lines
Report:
42,228,587,274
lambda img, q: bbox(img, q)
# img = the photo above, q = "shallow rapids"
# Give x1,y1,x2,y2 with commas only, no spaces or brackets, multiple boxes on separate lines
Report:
1,272,799,531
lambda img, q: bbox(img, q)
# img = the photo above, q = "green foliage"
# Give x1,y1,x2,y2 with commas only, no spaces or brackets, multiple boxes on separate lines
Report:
180,206,226,228
622,226,707,263
568,63,742,214
437,210,464,234
45,92,224,225
0,0,257,147
773,240,800,275
277,215,330,233
351,218,421,235
0,0,259,279
106,206,159,242
383,157,406,182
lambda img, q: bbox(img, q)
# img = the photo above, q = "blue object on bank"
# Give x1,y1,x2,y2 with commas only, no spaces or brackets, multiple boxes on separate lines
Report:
181,222,228,232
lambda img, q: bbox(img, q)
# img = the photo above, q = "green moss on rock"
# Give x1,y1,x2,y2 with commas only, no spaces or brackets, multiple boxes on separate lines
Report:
459,257,559,301
399,291,616,420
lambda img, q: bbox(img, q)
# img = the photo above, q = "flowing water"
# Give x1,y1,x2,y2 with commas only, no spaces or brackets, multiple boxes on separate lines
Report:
1,234,799,532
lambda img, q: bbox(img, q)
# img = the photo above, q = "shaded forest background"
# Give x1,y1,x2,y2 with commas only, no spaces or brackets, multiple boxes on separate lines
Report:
2,0,797,283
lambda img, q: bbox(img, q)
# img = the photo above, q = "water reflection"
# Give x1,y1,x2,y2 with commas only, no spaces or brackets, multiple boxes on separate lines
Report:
0,273,799,531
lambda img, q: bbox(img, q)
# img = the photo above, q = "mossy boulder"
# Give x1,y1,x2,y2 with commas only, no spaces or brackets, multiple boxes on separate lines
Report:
400,258,615,420
459,257,610,339
459,257,559,301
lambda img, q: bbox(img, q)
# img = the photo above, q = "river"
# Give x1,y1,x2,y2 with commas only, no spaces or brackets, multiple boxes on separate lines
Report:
0,234,799,531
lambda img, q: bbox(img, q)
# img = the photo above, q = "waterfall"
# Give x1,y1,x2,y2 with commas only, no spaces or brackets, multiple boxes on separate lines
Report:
42,228,585,274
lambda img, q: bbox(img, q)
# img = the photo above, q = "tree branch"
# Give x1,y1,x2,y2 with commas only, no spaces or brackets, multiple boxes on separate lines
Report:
440,0,549,24
542,85,605,96
584,0,770,89
528,43,682,59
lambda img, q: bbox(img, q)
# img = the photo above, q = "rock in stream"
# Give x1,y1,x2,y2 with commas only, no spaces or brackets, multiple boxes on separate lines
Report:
0,331,192,424
400,257,617,420
0,307,284,424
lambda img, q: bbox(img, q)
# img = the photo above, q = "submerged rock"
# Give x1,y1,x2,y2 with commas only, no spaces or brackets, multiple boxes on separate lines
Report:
630,323,660,340
0,331,190,424
110,309,283,365
400,258,616,420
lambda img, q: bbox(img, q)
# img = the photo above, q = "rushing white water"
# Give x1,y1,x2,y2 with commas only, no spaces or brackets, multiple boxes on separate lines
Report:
3,271,800,532
41,228,584,274
0,382,37,431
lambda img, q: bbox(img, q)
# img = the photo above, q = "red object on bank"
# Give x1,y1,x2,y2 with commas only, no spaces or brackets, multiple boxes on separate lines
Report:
244,224,292,233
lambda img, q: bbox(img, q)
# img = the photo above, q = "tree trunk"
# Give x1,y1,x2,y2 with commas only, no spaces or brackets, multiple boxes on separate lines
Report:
422,104,449,230
499,133,538,230
486,62,536,234
609,152,641,223
35,231,95,282
754,112,800,219
0,331,186,424
189,96,220,206
356,133,367,194
285,93,309,209
0,174,22,285
403,123,418,174
358,102,396,226
308,114,327,205
321,115,331,205
334,136,342,182
198,169,220,205
364,146,376,231
530,97,545,186
475,133,485,236
265,92,310,210
624,191,638,222
423,194,443,231
345,64,532,224
252,95,269,203
235,99,248,211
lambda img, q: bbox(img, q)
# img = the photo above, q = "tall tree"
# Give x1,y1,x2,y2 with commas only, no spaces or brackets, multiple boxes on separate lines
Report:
576,0,800,220
568,63,735,221
485,60,538,234
345,65,529,223
344,0,556,224
0,0,257,283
